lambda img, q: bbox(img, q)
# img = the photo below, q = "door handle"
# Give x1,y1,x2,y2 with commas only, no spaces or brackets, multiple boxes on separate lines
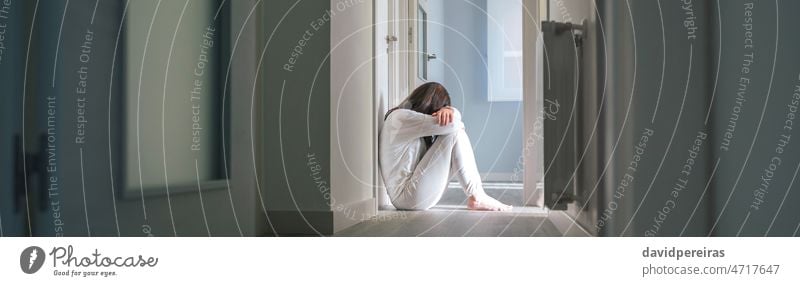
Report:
426,53,437,61
13,133,24,214
37,134,48,212
13,133,48,214
13,134,40,213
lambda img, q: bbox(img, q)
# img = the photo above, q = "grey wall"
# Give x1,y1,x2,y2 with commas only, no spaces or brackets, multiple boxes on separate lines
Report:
555,0,800,236
76,0,254,237
261,0,333,234
542,0,714,236
260,0,377,234
329,0,375,231
603,0,800,237
711,0,800,236
562,0,715,236
432,0,523,179
624,0,712,237
4,0,263,237
0,0,26,236
3,0,370,237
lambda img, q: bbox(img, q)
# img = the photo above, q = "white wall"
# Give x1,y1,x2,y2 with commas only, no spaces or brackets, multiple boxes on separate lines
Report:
330,0,376,232
374,0,391,207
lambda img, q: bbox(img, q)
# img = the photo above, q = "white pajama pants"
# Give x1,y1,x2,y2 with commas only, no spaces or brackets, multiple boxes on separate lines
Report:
390,129,484,210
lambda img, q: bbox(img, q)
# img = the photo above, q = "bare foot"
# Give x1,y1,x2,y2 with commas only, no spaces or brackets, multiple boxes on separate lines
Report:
467,194,512,212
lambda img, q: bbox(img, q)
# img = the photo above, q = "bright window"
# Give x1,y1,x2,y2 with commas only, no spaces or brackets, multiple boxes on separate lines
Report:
487,0,523,101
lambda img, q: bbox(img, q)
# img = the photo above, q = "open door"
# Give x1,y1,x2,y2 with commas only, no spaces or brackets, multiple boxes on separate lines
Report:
385,0,436,102
380,0,432,117
408,0,433,89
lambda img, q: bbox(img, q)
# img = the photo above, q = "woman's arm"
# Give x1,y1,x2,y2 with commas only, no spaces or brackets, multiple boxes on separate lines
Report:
385,107,464,142
432,106,455,126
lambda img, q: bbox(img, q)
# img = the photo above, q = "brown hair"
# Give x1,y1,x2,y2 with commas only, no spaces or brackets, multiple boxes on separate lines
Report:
385,82,452,147
385,82,451,120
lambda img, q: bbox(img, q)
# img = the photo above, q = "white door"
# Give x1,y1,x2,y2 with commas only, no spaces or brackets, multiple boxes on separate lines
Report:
377,0,433,208
385,0,431,102
383,0,430,107
409,0,432,89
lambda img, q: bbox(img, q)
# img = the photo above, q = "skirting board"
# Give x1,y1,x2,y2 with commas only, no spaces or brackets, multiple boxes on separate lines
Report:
549,210,593,237
262,210,333,236
261,197,377,236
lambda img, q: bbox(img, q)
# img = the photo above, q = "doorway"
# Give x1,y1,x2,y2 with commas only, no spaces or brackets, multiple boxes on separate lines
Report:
375,0,546,211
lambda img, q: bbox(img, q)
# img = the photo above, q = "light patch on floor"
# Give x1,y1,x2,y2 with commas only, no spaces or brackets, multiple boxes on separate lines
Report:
336,182,592,236
334,208,559,236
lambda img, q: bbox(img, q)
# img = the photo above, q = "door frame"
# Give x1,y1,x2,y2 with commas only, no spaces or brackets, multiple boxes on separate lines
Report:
378,0,546,208
374,0,415,209
523,0,546,207
408,0,429,89
387,0,427,106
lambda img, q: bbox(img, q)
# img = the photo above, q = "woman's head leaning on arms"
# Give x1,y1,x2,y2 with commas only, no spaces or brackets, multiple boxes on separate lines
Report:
387,81,455,126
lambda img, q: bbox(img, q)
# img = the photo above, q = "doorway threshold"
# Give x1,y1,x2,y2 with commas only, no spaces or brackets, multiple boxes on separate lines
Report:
336,204,567,237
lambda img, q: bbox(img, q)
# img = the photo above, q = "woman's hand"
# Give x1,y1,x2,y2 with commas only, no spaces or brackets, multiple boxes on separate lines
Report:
431,106,454,126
